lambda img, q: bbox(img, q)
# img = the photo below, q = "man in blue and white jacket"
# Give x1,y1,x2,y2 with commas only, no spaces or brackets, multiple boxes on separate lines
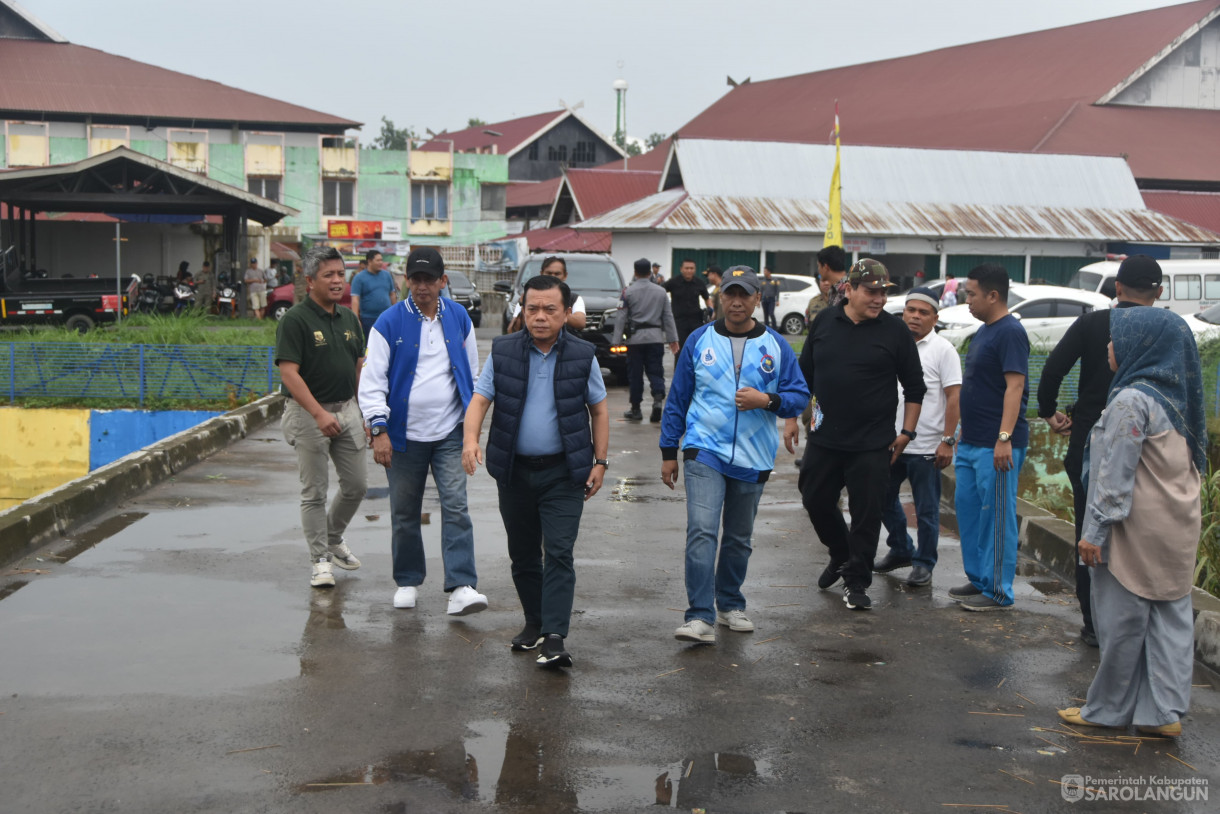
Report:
660,266,809,644
359,247,488,616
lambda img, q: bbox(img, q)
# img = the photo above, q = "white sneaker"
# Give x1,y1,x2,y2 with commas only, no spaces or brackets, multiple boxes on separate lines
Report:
310,558,335,588
328,540,361,570
716,609,755,632
674,619,716,643
447,585,488,616
393,586,417,609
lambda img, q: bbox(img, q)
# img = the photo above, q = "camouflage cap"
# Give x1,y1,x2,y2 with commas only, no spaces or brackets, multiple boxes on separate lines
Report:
848,258,894,289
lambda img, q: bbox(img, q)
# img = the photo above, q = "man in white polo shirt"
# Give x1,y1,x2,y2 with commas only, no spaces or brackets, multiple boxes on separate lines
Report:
359,247,488,615
873,286,962,587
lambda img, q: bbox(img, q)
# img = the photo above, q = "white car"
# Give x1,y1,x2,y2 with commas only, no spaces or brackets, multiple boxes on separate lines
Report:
751,273,819,334
936,283,1113,349
1184,302,1220,345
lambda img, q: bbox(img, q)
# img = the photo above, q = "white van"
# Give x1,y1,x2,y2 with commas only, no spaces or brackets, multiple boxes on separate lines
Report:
1068,258,1220,315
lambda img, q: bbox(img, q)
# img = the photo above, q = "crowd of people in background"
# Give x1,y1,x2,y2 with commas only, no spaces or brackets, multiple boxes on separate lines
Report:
269,245,1203,737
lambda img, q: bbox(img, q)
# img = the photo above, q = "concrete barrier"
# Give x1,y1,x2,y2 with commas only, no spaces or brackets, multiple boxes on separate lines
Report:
0,394,285,567
939,464,1220,674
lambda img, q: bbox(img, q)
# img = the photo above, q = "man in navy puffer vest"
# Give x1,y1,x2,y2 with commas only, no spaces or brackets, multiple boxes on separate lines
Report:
463,274,610,669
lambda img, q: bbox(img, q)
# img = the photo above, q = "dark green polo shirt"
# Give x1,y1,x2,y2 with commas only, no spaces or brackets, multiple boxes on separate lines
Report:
274,297,364,403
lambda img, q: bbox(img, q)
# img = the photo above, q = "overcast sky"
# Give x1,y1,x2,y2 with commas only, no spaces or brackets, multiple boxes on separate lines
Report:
24,0,1191,144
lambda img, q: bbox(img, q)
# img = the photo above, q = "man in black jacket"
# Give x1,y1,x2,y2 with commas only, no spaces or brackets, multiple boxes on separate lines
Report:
1036,254,1163,647
799,259,925,611
665,258,711,350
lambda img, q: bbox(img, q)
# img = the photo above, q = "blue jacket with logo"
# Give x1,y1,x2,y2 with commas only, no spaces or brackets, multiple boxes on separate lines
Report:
660,320,809,481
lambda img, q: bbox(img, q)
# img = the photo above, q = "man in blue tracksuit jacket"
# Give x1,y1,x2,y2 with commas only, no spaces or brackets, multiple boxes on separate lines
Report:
660,266,809,644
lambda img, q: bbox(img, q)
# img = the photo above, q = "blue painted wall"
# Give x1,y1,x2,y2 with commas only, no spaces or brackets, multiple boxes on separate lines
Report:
89,410,224,469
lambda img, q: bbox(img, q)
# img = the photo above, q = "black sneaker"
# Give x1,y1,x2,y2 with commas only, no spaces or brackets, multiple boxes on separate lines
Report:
536,634,573,668
650,397,664,423
873,552,913,573
623,407,643,421
843,585,872,610
906,565,933,587
947,582,983,601
1080,626,1099,648
960,594,1010,612
817,561,845,590
511,624,543,652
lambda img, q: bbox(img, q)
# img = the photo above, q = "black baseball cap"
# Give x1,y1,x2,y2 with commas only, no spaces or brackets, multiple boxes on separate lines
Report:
1115,255,1162,289
406,247,445,279
721,266,760,294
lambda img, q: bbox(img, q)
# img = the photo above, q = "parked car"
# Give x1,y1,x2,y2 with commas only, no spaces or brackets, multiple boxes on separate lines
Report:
936,283,1112,348
751,273,820,334
1183,301,1220,345
1068,258,1220,316
266,269,351,321
0,246,136,332
442,269,482,328
884,279,948,313
494,253,628,381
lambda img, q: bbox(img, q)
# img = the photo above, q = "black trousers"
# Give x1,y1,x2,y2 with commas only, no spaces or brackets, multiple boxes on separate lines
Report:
626,343,665,406
799,444,891,590
1063,427,1094,634
676,317,704,351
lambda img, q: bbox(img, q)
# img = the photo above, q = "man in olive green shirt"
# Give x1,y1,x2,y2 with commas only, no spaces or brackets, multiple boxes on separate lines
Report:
275,245,367,588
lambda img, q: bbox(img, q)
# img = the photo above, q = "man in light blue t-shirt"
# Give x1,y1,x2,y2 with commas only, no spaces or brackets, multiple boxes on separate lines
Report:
350,249,398,341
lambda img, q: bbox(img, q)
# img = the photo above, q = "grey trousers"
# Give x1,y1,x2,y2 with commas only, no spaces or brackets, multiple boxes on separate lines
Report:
1080,564,1193,727
282,398,368,561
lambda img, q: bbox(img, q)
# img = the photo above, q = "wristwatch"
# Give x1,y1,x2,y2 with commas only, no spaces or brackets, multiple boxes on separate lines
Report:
900,429,917,441
940,435,956,447
594,459,609,468
370,425,386,438
998,431,1012,443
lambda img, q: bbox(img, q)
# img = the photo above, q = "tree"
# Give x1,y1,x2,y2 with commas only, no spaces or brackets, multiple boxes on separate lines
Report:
467,118,487,128
371,116,421,150
646,132,668,149
624,141,642,157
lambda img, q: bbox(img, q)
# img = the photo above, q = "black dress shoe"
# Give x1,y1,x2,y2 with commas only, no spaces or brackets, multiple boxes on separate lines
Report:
1080,626,1099,648
818,561,844,590
873,552,913,573
906,565,932,586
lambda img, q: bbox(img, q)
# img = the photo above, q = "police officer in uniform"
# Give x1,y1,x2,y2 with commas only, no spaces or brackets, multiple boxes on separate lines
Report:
613,258,679,422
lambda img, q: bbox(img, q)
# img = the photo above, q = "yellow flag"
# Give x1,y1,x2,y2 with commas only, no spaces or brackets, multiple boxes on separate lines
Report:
823,102,842,248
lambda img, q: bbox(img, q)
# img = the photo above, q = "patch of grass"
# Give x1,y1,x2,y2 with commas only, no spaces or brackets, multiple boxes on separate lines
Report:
2,311,277,346
1198,464,1220,597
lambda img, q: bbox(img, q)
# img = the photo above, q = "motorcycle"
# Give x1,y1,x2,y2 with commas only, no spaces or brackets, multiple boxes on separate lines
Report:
215,275,241,319
173,278,197,313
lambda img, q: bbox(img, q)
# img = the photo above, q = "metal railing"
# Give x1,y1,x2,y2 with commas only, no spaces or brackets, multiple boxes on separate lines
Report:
3,343,278,405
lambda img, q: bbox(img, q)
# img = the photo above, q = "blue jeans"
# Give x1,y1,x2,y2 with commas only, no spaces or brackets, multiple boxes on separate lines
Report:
683,458,766,624
953,442,1026,605
386,424,477,591
881,453,942,570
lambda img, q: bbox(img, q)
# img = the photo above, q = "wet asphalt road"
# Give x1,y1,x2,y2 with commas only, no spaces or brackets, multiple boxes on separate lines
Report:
1,328,1218,813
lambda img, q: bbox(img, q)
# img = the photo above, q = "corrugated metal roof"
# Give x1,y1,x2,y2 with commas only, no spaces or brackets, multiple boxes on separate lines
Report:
420,110,564,155
506,177,562,209
674,0,1220,184
1142,190,1220,235
515,225,611,253
674,140,1146,209
562,168,661,220
577,191,1220,244
0,41,358,129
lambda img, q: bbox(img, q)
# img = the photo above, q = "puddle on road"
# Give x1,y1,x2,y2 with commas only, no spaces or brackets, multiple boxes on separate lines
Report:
298,718,775,810
607,476,684,503
56,511,149,563
0,572,304,696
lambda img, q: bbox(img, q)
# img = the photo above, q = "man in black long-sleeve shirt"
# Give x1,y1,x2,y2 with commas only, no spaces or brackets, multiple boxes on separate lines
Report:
1036,254,1163,646
665,258,711,350
799,259,926,611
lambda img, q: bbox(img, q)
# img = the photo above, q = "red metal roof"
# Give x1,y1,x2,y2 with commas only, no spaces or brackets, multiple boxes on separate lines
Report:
419,110,565,156
0,40,358,129
506,177,562,209
563,168,661,220
675,0,1220,184
1143,190,1220,235
515,225,611,253
592,138,672,173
